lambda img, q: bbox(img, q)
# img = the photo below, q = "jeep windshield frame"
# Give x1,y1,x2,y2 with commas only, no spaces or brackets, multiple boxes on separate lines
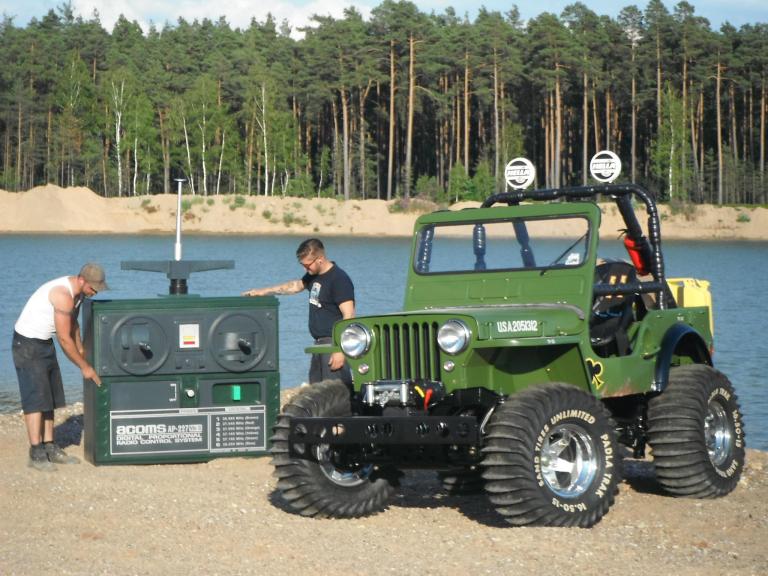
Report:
413,215,592,275
481,183,669,309
406,183,669,312
405,202,601,311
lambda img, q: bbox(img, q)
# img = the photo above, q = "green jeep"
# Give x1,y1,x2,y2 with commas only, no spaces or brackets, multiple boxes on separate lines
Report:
270,176,745,527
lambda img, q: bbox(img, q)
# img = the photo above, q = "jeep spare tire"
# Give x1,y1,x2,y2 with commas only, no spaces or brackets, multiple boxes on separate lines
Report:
270,380,398,518
482,383,621,527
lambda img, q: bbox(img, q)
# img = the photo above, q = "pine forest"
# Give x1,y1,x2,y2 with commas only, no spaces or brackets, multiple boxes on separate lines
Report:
1,0,767,206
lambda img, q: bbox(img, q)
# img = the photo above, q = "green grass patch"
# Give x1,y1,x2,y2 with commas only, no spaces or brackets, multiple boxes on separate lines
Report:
283,211,309,227
140,198,158,214
229,195,247,211
387,198,439,214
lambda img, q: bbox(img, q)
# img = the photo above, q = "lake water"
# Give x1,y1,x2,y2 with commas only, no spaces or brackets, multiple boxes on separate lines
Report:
1,233,766,450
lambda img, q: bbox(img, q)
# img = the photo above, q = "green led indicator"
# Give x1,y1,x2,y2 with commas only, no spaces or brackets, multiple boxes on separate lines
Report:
232,385,241,401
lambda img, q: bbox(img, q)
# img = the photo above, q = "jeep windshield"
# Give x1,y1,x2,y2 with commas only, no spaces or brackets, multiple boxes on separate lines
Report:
414,216,590,274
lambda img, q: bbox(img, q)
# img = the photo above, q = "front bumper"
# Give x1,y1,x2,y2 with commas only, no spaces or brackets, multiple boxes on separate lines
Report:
288,415,480,447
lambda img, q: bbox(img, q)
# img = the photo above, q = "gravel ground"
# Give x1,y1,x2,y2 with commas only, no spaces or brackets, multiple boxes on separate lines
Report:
0,401,766,576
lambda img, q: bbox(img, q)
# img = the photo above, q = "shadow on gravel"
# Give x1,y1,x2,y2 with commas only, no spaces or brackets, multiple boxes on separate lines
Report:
265,469,506,526
620,456,667,495
54,415,83,449
265,456,673,522
390,470,507,527
451,498,508,528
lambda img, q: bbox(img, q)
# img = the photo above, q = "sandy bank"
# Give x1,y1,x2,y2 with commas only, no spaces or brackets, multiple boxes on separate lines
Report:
1,185,766,241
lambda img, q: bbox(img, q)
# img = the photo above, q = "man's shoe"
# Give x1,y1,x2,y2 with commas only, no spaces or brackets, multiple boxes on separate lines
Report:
43,442,80,464
28,444,57,471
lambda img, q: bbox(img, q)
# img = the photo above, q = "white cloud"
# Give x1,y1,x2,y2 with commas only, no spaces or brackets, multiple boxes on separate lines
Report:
71,0,375,36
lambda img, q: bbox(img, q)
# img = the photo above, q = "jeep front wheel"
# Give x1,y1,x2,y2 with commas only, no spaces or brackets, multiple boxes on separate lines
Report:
647,364,745,497
482,383,620,527
270,380,398,518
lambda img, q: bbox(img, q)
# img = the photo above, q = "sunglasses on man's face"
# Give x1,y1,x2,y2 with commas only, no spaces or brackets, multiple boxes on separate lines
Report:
300,256,320,270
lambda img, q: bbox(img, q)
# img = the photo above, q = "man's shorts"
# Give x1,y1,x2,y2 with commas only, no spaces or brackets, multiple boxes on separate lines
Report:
309,337,352,386
12,331,65,413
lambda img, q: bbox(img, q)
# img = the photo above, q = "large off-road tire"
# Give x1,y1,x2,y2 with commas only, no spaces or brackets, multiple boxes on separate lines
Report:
270,380,398,518
481,383,621,527
647,364,745,497
438,466,484,495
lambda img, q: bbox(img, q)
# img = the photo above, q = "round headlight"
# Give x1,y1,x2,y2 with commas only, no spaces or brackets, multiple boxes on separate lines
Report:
437,319,471,355
340,323,372,358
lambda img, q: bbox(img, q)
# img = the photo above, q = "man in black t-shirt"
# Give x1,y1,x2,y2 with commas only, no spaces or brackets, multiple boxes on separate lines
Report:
242,238,354,385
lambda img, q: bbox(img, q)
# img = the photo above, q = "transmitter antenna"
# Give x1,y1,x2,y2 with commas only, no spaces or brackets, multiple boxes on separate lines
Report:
122,179,234,295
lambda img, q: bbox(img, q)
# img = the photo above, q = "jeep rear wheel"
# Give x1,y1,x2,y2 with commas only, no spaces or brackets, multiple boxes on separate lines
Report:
270,380,398,518
481,383,620,527
647,364,745,497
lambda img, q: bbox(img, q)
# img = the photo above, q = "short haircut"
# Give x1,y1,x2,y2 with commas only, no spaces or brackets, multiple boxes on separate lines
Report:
296,238,325,260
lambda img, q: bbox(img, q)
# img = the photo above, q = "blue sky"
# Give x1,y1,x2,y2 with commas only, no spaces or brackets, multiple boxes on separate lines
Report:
0,0,764,34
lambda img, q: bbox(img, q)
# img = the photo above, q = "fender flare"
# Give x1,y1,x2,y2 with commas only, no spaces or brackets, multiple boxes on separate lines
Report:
654,323,712,392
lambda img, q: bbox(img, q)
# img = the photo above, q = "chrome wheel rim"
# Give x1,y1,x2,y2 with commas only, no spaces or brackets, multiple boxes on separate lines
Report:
314,443,373,486
705,399,733,467
540,423,598,498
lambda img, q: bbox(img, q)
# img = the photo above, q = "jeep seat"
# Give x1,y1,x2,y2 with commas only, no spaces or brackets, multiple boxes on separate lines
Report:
590,260,637,357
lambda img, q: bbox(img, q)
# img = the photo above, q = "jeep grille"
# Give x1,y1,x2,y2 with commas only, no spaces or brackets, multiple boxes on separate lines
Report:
374,321,441,381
